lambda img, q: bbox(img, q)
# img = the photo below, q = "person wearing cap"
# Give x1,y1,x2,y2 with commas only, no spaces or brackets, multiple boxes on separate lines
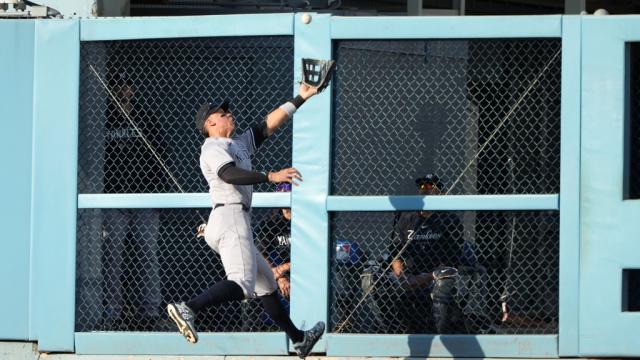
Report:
166,83,325,359
390,174,469,333
391,174,461,288
99,74,166,331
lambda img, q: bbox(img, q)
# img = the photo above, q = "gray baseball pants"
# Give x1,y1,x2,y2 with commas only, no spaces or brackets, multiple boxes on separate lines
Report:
204,203,277,298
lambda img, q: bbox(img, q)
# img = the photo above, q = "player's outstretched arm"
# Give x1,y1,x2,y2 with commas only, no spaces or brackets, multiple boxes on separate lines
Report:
217,163,302,186
264,83,318,137
267,167,303,186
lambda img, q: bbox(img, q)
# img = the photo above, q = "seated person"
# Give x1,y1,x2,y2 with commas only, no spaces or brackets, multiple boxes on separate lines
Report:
257,182,293,299
390,174,470,334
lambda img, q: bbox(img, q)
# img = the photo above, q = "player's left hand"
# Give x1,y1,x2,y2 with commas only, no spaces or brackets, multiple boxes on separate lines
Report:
299,83,318,100
277,277,290,298
268,167,303,185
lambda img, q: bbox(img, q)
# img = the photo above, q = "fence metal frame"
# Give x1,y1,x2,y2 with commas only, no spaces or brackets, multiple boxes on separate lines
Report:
71,14,295,355
21,13,584,357
319,15,577,358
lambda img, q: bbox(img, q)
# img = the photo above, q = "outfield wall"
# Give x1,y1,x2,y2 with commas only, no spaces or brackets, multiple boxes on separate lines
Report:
1,14,639,357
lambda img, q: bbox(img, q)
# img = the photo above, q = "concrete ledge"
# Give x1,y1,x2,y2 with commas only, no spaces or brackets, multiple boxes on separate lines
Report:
0,342,38,360
0,341,610,360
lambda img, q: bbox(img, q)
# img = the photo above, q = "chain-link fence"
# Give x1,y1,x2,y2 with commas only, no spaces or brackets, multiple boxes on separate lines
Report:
331,39,561,196
75,207,292,332
76,34,563,338
329,211,559,335
78,36,294,195
629,42,640,199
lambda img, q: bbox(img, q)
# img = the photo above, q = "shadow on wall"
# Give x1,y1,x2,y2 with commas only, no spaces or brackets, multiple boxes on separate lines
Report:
387,192,485,358
407,334,484,358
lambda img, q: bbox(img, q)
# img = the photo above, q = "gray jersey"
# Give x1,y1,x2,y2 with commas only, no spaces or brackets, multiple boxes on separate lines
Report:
200,129,257,207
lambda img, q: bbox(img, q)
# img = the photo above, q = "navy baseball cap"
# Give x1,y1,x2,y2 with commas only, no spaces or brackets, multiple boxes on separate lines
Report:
415,173,442,189
195,100,230,137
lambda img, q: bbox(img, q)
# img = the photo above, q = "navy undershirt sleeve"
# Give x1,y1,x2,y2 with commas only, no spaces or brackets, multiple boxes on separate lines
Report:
217,162,269,185
251,122,268,148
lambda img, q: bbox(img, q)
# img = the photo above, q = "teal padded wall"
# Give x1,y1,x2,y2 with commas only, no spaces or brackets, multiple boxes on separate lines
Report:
0,19,35,341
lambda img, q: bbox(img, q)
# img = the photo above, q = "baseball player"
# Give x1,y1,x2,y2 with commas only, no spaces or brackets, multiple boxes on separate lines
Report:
167,83,324,359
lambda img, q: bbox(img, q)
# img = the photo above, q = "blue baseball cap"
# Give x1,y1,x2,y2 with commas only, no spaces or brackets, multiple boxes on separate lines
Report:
195,100,230,137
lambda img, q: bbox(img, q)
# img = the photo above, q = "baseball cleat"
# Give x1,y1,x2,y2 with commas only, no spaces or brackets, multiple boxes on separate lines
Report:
292,321,325,359
167,302,198,344
432,266,459,280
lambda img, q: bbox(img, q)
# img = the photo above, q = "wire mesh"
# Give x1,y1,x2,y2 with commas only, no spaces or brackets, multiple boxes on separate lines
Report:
75,207,291,332
78,36,293,194
329,211,559,335
629,42,640,199
331,39,561,196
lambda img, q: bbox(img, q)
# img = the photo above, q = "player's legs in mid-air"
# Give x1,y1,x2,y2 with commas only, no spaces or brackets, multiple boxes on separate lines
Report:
167,204,324,358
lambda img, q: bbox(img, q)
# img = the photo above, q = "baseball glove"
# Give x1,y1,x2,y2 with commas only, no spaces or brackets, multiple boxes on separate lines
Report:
301,58,336,93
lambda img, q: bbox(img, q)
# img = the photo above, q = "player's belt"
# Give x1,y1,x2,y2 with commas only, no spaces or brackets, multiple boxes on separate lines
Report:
214,203,249,212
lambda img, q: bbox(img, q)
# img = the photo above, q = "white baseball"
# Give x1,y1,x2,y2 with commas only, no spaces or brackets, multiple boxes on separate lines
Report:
301,13,312,24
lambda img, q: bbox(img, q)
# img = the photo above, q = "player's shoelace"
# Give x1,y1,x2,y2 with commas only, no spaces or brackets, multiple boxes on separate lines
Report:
176,303,194,321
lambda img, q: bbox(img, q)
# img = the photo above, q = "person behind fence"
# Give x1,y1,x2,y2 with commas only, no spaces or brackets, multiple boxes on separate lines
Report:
389,173,477,334
101,73,165,331
166,83,324,359
257,182,294,299
243,182,293,331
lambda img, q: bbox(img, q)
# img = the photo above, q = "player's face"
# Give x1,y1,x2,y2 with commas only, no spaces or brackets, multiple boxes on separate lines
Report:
210,109,235,137
281,208,292,220
418,182,441,196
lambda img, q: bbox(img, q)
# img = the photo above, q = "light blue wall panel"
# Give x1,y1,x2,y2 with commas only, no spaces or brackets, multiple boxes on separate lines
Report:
75,332,287,355
326,334,558,358
580,15,640,357
327,195,559,211
81,14,294,41
559,15,582,357
30,19,80,351
0,19,35,341
290,12,332,354
78,193,290,209
331,15,561,39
